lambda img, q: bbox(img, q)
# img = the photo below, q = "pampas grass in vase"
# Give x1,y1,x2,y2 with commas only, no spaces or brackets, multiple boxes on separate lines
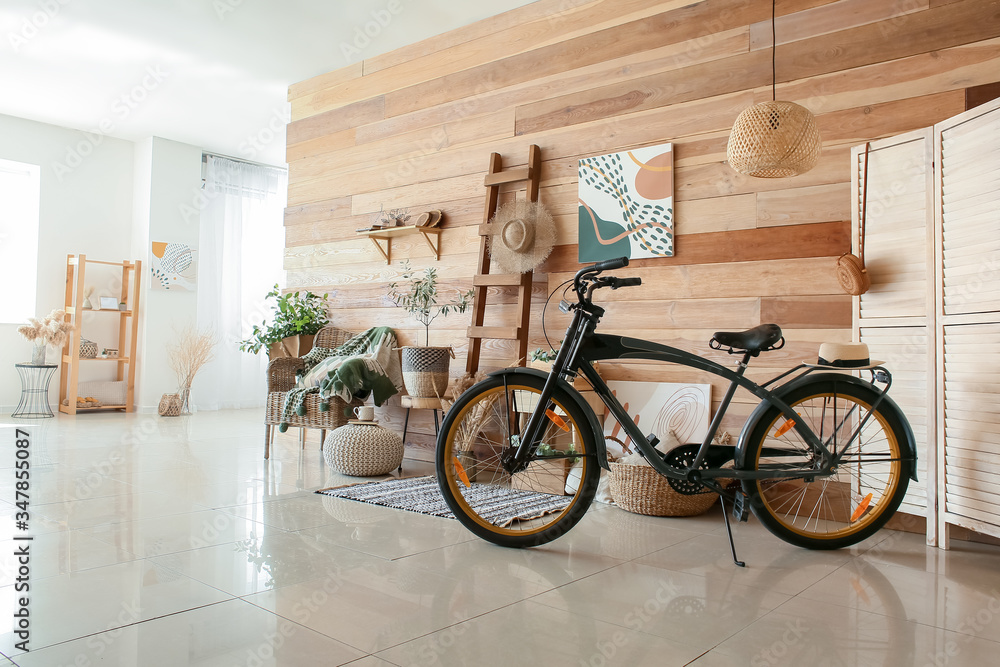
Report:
167,327,216,414
17,309,73,365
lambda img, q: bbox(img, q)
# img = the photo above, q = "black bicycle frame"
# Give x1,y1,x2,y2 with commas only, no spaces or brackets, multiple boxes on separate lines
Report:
512,304,848,484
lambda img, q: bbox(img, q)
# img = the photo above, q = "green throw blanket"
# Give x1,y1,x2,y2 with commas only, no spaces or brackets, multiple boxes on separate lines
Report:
279,327,402,430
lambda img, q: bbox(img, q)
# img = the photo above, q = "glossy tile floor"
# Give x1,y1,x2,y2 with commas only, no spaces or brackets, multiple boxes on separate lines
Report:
1,410,999,666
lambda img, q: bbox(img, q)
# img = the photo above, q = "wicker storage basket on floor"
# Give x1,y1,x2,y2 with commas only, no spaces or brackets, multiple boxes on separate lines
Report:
609,462,721,517
158,393,182,417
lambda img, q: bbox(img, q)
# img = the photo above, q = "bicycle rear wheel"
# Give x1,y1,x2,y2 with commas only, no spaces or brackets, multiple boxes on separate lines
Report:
436,373,600,548
741,378,912,549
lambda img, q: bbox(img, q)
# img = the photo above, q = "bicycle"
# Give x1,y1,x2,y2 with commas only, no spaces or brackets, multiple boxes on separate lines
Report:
435,257,917,564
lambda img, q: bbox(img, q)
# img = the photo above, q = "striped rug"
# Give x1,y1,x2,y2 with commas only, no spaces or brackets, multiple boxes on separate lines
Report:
317,475,571,527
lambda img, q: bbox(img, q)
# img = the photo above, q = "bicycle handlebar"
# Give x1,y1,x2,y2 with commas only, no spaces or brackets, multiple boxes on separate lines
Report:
570,257,641,305
592,257,629,272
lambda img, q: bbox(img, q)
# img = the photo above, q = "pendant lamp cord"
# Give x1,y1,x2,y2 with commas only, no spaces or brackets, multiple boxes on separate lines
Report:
771,0,776,101
859,142,871,263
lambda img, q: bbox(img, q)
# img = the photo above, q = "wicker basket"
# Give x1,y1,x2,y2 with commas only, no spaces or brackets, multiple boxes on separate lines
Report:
158,393,182,417
609,462,721,517
79,338,98,359
400,346,453,398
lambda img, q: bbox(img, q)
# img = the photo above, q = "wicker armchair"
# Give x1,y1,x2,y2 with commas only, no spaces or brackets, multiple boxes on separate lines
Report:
264,325,365,459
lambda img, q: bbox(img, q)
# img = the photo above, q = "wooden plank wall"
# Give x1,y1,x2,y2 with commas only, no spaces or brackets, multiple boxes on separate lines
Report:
285,0,1000,458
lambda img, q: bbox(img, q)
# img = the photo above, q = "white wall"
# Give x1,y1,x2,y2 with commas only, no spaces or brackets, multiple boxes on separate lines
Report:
0,113,134,412
131,137,203,411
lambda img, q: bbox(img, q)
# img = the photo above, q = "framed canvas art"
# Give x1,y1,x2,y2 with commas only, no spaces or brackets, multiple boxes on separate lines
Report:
578,141,674,262
603,381,711,446
150,241,197,291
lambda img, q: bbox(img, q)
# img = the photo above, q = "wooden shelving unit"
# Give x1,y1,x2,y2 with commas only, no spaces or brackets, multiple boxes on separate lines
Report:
58,254,141,415
358,225,441,264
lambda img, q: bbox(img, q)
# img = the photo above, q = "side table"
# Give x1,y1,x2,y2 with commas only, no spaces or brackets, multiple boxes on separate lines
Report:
400,395,445,445
13,363,58,418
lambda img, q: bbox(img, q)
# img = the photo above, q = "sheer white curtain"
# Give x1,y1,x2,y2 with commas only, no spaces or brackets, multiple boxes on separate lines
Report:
195,155,286,410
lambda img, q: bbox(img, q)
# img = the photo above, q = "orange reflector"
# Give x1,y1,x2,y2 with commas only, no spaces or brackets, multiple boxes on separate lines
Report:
546,409,570,432
774,418,796,438
453,456,471,488
851,493,873,522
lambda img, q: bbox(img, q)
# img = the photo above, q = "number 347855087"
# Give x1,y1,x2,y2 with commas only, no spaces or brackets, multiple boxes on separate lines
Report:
14,429,30,524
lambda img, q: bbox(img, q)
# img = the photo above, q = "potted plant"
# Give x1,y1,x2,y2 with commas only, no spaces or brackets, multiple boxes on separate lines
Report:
238,284,330,359
528,343,598,390
389,262,473,397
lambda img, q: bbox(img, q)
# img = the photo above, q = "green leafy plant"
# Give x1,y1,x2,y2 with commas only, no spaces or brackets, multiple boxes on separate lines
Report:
530,347,558,363
238,284,330,355
536,443,579,464
388,261,474,346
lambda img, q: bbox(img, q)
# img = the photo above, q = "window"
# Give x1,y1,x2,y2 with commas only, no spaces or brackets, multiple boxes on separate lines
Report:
0,158,41,323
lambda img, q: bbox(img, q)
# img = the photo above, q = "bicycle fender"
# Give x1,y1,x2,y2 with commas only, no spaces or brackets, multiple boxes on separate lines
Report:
734,372,918,482
487,367,610,471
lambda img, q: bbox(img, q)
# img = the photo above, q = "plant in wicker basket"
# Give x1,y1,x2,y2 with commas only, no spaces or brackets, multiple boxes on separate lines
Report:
237,284,330,358
389,261,474,398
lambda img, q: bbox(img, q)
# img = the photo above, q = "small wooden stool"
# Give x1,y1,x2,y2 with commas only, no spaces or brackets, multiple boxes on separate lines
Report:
400,395,445,444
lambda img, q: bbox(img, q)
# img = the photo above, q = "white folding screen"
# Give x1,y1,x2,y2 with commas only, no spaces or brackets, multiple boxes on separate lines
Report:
935,97,1000,544
852,129,936,542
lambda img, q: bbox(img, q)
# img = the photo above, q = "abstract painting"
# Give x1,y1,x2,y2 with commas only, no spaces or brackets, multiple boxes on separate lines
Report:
150,241,197,291
603,381,711,447
578,142,674,262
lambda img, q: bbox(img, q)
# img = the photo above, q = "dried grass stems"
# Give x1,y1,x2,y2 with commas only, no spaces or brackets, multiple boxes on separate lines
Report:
167,327,216,393
17,309,73,347
442,371,496,452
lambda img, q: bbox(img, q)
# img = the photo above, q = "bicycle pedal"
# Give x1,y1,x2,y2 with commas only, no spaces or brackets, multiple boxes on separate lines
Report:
732,493,749,523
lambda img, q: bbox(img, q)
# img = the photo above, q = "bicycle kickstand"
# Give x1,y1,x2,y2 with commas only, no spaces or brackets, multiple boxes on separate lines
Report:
718,494,746,568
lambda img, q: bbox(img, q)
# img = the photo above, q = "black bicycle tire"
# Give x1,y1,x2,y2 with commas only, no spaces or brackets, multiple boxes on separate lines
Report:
740,378,913,550
435,372,601,548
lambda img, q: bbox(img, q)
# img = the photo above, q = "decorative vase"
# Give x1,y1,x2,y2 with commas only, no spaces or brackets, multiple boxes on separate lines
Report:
179,387,191,414
400,346,453,398
30,341,46,365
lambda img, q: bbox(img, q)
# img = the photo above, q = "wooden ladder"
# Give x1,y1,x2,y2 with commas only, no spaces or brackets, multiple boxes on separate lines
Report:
466,144,542,374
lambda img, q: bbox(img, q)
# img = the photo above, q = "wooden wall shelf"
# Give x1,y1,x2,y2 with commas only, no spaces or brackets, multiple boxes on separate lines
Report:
358,225,441,264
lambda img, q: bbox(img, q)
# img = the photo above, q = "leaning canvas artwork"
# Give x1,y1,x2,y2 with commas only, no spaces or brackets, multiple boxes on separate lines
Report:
578,141,674,262
603,381,711,446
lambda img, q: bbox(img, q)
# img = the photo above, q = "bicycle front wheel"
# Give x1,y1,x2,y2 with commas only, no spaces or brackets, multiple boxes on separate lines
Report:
436,373,600,548
741,378,912,550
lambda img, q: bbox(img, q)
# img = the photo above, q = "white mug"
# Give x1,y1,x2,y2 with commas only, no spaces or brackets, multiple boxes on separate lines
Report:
354,405,375,421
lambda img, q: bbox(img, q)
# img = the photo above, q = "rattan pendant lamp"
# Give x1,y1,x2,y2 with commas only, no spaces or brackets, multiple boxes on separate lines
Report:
726,0,821,178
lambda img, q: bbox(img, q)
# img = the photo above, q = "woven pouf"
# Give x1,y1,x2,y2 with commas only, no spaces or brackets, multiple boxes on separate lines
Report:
324,423,404,476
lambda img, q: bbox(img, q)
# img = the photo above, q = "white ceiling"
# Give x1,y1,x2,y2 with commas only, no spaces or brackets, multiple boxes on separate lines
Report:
0,0,535,166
